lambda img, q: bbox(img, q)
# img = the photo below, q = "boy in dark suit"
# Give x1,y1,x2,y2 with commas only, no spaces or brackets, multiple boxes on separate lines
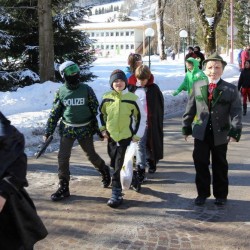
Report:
182,52,242,206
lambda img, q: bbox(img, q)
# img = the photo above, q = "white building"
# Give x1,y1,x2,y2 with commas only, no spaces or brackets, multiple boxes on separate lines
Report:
76,20,156,57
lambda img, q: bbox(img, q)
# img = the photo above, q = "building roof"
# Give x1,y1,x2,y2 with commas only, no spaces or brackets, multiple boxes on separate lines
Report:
75,20,155,30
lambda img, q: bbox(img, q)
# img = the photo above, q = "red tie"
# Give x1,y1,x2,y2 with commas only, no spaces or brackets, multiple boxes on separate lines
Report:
208,83,217,101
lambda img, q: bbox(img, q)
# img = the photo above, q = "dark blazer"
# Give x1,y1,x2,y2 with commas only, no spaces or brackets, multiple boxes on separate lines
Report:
182,79,242,146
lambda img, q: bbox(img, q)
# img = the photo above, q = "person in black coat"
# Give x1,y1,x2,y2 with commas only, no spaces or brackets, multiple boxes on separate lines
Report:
0,112,47,250
238,60,250,115
194,46,205,70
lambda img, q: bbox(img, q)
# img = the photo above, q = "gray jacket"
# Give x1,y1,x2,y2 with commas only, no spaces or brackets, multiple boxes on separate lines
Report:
182,79,242,146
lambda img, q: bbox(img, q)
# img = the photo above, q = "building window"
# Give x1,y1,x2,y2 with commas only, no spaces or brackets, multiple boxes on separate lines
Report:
120,32,124,36
130,31,134,36
101,32,104,37
131,44,134,49
110,32,114,36
101,45,104,49
121,45,124,49
126,44,129,49
96,32,99,37
106,45,109,49
106,32,109,36
116,32,119,36
116,45,119,49
111,45,114,49
126,31,129,36
91,32,94,37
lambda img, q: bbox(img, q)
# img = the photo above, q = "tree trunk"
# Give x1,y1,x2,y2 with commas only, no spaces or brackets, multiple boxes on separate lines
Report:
194,0,226,56
38,0,54,82
155,0,167,60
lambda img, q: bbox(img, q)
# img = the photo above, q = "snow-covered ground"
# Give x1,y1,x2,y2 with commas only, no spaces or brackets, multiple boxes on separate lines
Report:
0,53,241,157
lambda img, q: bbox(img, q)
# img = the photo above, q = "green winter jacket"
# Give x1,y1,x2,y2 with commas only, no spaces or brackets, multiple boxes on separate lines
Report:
97,89,146,142
175,57,207,95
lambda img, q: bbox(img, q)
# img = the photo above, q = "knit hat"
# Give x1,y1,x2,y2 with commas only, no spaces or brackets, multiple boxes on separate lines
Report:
203,52,227,67
109,69,128,89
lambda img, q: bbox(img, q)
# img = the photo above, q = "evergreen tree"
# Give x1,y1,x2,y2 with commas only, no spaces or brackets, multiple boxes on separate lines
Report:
0,0,96,91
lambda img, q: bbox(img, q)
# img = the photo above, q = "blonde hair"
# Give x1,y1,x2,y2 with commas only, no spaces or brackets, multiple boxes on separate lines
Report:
135,65,151,80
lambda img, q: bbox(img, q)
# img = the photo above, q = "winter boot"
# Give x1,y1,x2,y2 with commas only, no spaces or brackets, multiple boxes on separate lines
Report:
98,165,111,188
131,170,141,192
243,104,247,116
107,187,123,208
147,159,157,173
51,180,70,201
136,165,146,183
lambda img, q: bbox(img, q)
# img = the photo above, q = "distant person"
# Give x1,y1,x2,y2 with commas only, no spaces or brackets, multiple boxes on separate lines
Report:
128,65,164,174
44,61,111,202
0,112,47,249
182,52,242,206
194,46,205,70
237,49,243,72
170,50,176,60
185,47,197,72
97,69,146,208
238,60,250,115
173,57,207,96
124,53,143,80
241,46,250,70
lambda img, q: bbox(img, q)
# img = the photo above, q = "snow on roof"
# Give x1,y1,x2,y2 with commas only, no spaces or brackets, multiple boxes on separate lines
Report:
76,20,155,30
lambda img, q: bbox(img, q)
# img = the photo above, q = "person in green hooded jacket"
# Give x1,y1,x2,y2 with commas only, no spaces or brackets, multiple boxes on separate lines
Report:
173,57,207,96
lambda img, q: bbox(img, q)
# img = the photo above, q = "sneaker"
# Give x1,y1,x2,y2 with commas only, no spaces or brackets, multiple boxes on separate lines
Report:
136,165,146,183
147,159,156,173
194,196,206,206
51,180,70,201
131,170,141,192
214,198,227,206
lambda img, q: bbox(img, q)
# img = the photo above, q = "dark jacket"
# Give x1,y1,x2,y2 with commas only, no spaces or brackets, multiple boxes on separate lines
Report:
238,65,250,90
0,112,47,250
194,51,205,69
128,75,164,163
182,79,242,146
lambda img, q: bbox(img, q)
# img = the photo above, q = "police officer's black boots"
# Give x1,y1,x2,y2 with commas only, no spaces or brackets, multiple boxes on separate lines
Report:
51,179,70,201
99,165,111,188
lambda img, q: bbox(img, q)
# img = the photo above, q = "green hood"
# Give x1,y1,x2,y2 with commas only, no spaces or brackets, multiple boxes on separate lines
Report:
186,57,200,73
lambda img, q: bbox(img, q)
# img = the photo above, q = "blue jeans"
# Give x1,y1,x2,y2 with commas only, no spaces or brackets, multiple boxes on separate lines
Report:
136,128,147,169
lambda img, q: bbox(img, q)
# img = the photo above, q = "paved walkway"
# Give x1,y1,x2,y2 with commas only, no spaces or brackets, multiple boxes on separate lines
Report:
28,111,250,250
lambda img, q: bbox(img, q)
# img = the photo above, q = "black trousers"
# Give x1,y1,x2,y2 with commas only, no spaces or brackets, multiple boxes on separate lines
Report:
107,137,131,189
193,136,228,199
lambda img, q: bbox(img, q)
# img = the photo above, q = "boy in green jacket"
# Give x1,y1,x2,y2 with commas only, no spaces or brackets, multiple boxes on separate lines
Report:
173,57,207,96
97,69,146,208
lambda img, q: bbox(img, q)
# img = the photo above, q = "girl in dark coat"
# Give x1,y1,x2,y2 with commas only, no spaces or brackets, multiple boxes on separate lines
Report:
238,60,250,115
0,112,47,250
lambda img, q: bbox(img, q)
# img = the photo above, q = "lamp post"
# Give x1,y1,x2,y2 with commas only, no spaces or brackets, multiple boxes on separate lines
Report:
145,27,155,69
179,29,188,63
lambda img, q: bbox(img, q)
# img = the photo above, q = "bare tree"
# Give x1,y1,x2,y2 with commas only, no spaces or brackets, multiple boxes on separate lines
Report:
155,0,168,60
194,0,226,55
38,0,54,82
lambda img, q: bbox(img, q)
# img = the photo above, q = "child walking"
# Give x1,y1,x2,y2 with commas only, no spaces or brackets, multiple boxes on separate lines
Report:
44,61,111,201
238,60,250,115
128,65,164,174
97,69,146,208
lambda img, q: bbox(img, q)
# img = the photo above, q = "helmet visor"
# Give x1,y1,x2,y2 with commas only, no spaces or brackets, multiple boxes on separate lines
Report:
64,64,80,76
